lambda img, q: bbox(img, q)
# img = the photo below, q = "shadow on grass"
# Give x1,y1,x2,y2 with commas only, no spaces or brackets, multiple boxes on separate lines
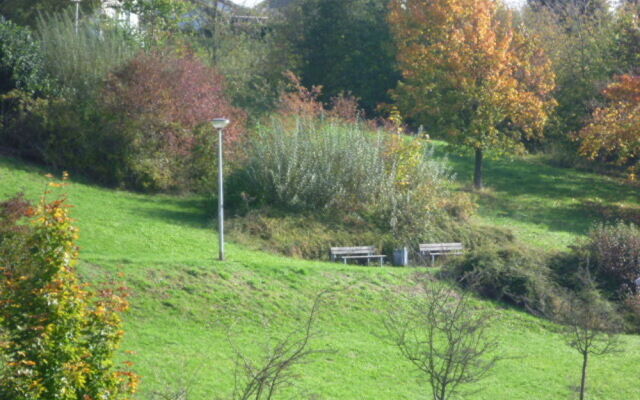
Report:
435,145,640,237
127,196,214,230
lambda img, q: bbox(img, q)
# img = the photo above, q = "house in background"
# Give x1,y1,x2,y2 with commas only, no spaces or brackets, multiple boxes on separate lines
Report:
101,0,140,28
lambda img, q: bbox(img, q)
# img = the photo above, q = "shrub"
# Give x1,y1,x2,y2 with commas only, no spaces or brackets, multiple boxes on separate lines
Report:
0,18,54,160
0,191,138,400
582,222,640,298
0,17,52,96
443,243,561,315
234,116,475,253
245,118,392,211
98,50,246,191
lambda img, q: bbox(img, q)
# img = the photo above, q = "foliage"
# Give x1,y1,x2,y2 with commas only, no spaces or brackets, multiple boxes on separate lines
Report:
0,190,137,400
0,17,52,96
118,0,194,42
443,242,561,315
193,13,291,116
36,10,141,97
0,0,99,27
522,2,616,137
384,276,501,400
612,4,640,75
389,0,556,188
239,117,462,248
580,222,640,298
576,74,640,177
275,0,399,114
97,50,246,191
556,281,622,400
0,18,54,162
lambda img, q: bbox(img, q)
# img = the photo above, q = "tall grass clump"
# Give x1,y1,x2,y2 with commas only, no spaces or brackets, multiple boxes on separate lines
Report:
37,10,140,95
237,117,469,248
247,119,390,210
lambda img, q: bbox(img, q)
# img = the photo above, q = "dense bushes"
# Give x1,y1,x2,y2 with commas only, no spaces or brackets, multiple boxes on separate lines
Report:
2,34,245,191
3,13,249,192
0,192,137,399
443,243,561,315
97,50,246,191
0,17,51,95
580,222,640,298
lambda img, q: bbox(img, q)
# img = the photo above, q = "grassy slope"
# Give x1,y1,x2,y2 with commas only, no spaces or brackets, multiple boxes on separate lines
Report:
435,143,640,250
2,156,640,400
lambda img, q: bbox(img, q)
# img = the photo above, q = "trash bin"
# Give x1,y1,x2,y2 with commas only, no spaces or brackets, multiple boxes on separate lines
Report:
393,247,409,267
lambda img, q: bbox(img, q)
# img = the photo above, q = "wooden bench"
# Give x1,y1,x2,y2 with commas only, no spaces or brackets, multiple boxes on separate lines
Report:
419,243,464,265
330,246,386,267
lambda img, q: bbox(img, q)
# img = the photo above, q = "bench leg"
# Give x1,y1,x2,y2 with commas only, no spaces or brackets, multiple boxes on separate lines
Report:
343,258,347,265
380,258,383,267
431,254,435,266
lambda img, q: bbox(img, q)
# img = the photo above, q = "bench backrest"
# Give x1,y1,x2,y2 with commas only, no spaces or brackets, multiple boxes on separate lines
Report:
330,246,376,256
419,243,463,253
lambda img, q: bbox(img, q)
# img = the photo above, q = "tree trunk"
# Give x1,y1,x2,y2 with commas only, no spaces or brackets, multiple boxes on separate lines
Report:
579,352,588,400
474,148,483,190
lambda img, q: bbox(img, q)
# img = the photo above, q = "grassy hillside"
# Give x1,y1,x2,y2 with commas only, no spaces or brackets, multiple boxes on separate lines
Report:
435,143,640,250
2,155,640,400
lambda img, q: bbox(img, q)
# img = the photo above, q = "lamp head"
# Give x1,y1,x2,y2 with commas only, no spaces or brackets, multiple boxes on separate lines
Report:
211,118,230,129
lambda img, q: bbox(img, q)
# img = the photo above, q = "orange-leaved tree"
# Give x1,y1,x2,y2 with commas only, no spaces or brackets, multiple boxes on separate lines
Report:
389,0,556,188
0,185,138,399
577,74,640,179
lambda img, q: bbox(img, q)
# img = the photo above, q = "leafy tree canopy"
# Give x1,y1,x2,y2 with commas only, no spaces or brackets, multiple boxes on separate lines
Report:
389,0,556,188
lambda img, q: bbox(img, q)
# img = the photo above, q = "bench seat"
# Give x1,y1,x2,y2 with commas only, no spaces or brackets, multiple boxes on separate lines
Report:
419,242,464,265
330,246,386,266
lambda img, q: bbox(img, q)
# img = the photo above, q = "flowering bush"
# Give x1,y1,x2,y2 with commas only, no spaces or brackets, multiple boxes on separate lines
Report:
0,188,138,400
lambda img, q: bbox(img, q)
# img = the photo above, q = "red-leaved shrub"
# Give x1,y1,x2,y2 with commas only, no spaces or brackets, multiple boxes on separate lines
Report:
101,50,246,191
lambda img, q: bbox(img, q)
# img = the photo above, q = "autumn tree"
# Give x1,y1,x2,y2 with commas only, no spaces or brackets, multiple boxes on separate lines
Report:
389,0,556,189
576,74,640,177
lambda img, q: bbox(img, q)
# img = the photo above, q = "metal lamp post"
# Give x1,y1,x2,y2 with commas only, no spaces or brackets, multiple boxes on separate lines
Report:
212,118,230,261
71,0,82,34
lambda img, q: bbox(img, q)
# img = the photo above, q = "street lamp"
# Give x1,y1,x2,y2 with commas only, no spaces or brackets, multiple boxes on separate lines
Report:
212,118,230,261
71,0,81,34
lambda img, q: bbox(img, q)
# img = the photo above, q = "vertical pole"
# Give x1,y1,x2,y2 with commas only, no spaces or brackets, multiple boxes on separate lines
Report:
75,1,80,35
218,128,225,261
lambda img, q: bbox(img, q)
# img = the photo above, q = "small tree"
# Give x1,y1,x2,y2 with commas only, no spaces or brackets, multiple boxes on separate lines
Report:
0,189,138,400
228,291,332,400
389,0,556,188
557,278,622,400
384,276,500,400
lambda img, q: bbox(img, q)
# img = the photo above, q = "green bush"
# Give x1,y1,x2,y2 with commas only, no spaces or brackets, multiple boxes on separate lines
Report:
0,192,138,399
0,17,52,95
443,243,561,315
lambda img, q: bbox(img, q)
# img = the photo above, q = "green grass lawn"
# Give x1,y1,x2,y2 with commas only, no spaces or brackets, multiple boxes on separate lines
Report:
434,143,640,250
2,156,640,399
